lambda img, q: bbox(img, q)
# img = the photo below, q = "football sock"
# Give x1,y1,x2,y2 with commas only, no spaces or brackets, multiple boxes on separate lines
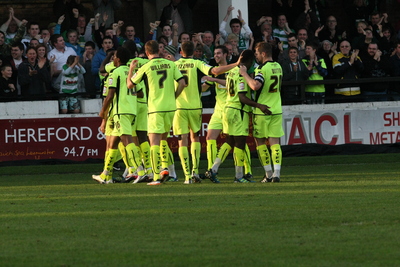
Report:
125,143,144,175
115,142,124,164
257,144,273,178
178,146,190,180
212,142,232,173
244,144,252,175
206,140,217,170
233,147,245,179
191,142,201,175
102,148,118,180
160,140,169,169
140,141,151,171
271,144,282,177
150,145,160,181
167,142,177,178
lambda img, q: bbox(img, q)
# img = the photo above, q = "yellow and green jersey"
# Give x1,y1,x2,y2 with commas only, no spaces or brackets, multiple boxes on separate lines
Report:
206,72,228,112
225,67,252,113
128,57,149,103
174,57,213,109
108,65,137,116
253,61,283,115
102,62,116,97
130,57,183,113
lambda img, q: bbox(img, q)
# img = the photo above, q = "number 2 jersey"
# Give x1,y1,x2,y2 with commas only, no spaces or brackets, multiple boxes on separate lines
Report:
253,61,283,115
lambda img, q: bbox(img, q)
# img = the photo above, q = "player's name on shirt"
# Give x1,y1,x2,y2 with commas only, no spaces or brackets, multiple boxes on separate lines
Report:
150,64,171,71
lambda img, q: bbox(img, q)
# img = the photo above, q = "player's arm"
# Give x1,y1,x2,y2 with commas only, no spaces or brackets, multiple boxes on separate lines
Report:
99,88,115,119
210,62,238,76
238,92,271,115
239,65,262,91
137,88,144,98
127,59,138,89
175,77,186,98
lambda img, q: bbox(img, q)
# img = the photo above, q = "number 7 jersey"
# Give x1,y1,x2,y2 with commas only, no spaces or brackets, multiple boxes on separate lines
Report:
253,61,283,115
131,57,183,114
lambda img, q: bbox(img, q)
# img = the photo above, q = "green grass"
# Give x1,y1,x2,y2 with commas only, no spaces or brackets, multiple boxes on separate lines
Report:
1,154,400,267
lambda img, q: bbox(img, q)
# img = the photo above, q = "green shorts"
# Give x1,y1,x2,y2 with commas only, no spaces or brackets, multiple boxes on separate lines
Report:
111,114,136,136
253,114,284,139
173,109,202,135
223,107,249,136
135,102,148,132
148,111,175,134
105,116,114,136
208,108,224,131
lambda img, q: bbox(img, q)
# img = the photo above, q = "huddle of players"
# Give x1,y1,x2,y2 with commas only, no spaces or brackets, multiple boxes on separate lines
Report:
92,39,284,185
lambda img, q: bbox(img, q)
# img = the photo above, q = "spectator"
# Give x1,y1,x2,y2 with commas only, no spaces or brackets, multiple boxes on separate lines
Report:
226,33,239,57
332,40,364,101
293,0,319,39
273,14,294,50
344,0,375,37
278,33,305,63
48,34,77,89
389,41,400,99
219,5,252,52
159,0,197,35
297,28,310,44
360,42,391,101
59,55,85,114
175,31,191,59
18,47,51,98
36,44,53,93
81,41,96,98
370,12,393,40
379,26,396,57
258,22,280,61
91,37,113,92
0,65,17,101
280,46,309,105
8,42,26,95
0,19,26,59
53,0,87,33
201,31,215,59
317,40,337,99
353,28,380,55
224,43,239,64
21,22,42,52
351,21,369,49
302,41,328,104
0,7,24,45
316,16,346,44
65,29,85,56
121,25,143,50
92,0,122,28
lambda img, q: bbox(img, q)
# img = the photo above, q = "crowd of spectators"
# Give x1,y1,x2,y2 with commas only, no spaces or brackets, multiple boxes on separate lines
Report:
1,0,400,110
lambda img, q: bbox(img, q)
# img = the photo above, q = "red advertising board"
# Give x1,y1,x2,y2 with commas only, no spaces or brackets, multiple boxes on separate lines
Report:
0,115,256,163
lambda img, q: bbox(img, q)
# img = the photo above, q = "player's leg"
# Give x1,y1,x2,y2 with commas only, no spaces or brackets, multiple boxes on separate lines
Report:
268,114,284,182
188,109,202,182
92,135,120,183
233,136,249,183
243,143,254,182
173,109,191,183
206,110,223,170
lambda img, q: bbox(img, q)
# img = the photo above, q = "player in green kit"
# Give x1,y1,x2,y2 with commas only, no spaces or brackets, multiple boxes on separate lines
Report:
216,50,270,182
239,42,284,183
174,41,240,184
128,40,186,185
92,47,143,184
203,46,254,183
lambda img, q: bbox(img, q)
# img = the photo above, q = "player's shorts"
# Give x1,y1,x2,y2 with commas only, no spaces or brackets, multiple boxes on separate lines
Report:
148,111,175,134
173,109,202,135
253,114,284,139
135,102,148,132
59,96,80,111
207,108,224,131
223,107,249,136
105,117,114,136
111,114,136,136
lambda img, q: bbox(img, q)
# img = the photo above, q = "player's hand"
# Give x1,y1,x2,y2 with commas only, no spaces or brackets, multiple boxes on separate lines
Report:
257,104,272,115
129,59,138,70
239,65,247,75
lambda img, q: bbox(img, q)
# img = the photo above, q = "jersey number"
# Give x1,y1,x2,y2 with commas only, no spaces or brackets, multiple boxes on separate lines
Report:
269,75,282,93
227,78,235,96
157,70,167,88
180,70,189,85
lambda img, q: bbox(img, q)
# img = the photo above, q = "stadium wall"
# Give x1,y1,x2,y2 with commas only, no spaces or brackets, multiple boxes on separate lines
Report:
1,99,399,165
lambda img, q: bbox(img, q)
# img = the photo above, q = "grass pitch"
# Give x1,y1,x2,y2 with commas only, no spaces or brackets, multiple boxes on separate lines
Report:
0,153,399,267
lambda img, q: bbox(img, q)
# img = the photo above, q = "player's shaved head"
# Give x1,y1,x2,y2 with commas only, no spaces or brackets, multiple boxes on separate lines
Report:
239,49,255,69
145,40,159,55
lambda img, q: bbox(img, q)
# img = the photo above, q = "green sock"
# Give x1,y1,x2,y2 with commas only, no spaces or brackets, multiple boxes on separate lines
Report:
217,142,232,163
150,145,160,181
244,144,252,175
140,141,151,170
191,142,201,174
206,140,217,170
178,146,190,180
102,148,118,180
233,147,244,179
160,140,169,169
